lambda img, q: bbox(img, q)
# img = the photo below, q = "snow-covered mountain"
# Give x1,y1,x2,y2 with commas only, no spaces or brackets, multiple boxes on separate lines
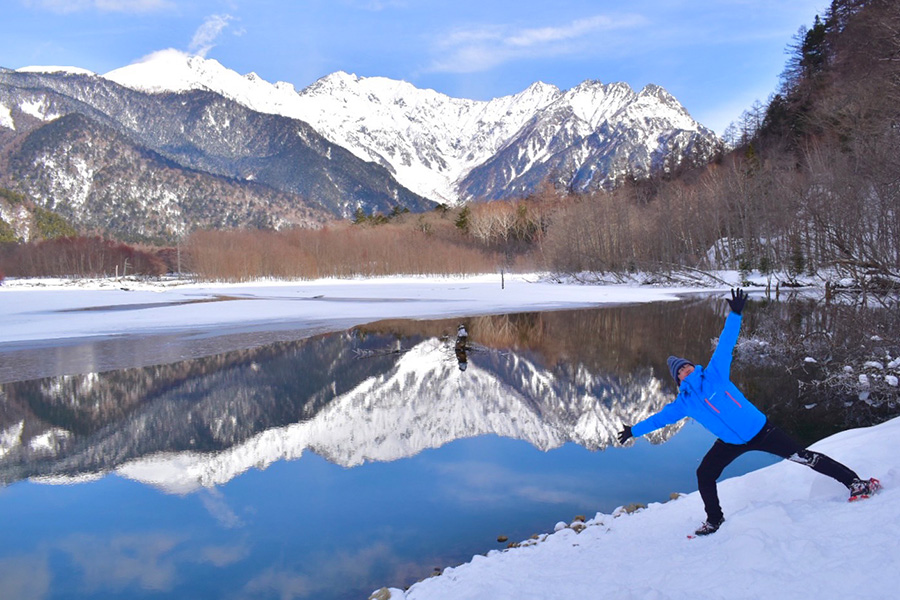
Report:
114,338,678,493
103,50,722,203
0,65,432,235
0,334,677,492
1,52,721,235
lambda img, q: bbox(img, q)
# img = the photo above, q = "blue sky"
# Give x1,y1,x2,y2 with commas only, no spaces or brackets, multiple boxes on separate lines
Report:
2,0,827,134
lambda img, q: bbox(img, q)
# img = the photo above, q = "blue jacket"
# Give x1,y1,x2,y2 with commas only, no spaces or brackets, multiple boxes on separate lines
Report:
631,313,767,445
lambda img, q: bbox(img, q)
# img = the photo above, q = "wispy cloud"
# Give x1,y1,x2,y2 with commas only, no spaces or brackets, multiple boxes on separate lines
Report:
57,533,181,592
432,460,599,507
508,15,630,47
195,544,250,568
24,0,175,13
189,14,235,58
198,487,244,529
429,13,647,74
239,543,406,600
0,554,51,600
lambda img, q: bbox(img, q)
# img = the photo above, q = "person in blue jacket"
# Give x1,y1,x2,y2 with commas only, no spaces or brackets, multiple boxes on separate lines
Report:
617,289,880,536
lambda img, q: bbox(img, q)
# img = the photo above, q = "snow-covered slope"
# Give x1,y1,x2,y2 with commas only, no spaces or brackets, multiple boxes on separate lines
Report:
293,73,564,201
103,50,721,203
378,416,900,599
1,64,432,225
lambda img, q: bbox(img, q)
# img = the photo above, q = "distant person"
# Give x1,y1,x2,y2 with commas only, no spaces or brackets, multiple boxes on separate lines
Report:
455,324,468,371
617,289,880,536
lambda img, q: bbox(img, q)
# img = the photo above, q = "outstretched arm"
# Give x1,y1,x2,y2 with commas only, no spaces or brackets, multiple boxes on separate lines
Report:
627,400,688,439
709,288,748,376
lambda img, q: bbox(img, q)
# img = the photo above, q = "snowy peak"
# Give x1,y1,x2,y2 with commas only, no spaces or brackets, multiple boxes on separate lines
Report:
303,70,360,94
98,53,719,202
639,83,675,102
296,71,719,201
104,49,300,110
104,49,219,93
554,80,636,128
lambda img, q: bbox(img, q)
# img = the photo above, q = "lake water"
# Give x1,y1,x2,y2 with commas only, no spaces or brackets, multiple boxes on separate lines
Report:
0,299,885,599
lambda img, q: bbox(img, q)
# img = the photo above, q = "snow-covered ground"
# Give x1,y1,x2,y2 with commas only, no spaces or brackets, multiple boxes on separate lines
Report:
377,416,899,600
7,272,893,599
0,273,712,349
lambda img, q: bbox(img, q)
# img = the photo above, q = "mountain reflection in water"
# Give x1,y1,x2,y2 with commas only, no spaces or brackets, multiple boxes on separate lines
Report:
0,299,892,599
1,301,729,487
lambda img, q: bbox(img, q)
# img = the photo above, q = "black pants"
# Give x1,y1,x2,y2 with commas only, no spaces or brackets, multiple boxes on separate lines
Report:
697,421,860,523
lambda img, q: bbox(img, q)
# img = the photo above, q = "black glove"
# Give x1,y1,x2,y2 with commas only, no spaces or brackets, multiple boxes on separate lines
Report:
617,426,633,444
727,288,748,315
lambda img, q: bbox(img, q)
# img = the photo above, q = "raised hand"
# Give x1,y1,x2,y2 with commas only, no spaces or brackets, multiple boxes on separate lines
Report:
727,288,748,315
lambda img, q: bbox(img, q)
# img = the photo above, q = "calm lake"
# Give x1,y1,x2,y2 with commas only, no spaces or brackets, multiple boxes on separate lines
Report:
0,298,889,599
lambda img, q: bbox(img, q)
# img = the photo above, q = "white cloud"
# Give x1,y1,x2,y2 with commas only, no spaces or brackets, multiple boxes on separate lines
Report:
189,14,235,58
195,544,249,568
0,555,51,600
429,13,646,74
507,15,625,47
198,487,244,529
25,0,174,13
241,567,314,599
432,460,599,507
239,543,404,600
57,534,181,592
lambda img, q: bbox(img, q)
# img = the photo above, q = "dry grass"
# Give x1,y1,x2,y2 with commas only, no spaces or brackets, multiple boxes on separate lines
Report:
185,221,506,281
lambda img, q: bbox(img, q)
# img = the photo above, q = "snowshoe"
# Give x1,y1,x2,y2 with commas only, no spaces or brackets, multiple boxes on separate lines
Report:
848,477,881,502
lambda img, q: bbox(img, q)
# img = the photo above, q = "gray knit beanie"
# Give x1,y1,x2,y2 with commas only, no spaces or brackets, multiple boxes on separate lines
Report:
667,356,694,386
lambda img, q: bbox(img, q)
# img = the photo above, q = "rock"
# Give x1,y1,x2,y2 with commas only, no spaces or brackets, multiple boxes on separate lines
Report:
369,588,392,600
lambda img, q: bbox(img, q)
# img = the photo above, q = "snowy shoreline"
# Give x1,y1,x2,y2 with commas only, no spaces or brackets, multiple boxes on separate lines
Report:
0,273,726,352
375,416,899,599
0,271,815,383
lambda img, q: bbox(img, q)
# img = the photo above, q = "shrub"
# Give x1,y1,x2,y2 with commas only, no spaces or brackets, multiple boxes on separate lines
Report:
185,223,503,281
0,236,166,278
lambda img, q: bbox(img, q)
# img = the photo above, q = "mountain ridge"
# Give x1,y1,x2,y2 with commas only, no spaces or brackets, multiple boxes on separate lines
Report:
1,52,722,239
0,66,432,238
0,335,677,492
101,51,722,203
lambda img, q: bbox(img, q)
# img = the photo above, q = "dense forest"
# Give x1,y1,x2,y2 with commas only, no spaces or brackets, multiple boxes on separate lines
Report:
0,0,897,287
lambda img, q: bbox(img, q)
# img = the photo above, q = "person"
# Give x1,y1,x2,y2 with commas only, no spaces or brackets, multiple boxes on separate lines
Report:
455,324,469,371
617,289,880,536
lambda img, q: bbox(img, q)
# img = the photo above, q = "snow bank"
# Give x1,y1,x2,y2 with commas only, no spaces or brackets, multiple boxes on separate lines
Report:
0,274,705,348
376,416,899,599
